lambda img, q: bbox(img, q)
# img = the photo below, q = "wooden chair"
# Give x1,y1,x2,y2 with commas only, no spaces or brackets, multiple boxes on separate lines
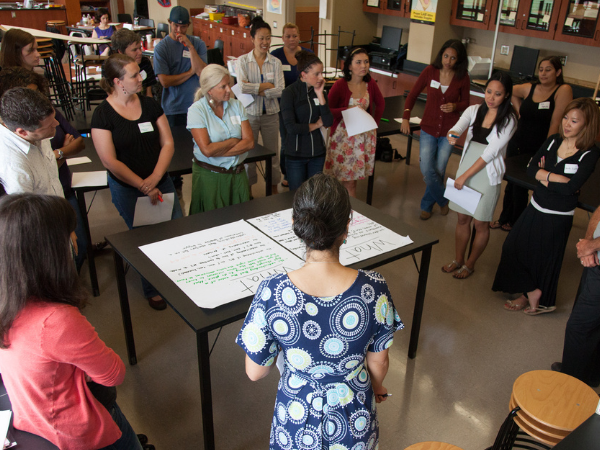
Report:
405,442,464,450
487,370,598,450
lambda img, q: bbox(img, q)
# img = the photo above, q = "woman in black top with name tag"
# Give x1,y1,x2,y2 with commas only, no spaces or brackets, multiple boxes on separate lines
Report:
92,54,183,310
491,56,573,231
493,98,600,315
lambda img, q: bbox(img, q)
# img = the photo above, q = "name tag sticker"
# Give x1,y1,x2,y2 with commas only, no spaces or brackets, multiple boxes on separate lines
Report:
138,122,154,133
564,164,578,174
539,101,550,110
182,50,191,59
140,70,147,80
313,98,320,105
266,72,274,81
282,65,291,71
231,115,242,125
430,80,441,89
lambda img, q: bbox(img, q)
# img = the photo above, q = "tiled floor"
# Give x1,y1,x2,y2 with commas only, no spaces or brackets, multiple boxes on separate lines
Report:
79,132,596,450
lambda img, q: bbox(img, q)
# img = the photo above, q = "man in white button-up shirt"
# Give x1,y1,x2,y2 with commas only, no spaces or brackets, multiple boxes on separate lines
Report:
0,88,62,197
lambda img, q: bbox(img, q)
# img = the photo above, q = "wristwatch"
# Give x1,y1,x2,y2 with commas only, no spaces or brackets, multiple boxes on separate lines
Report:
57,150,64,160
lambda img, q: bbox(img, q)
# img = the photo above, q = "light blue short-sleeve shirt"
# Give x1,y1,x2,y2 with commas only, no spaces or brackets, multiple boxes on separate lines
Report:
187,97,249,169
153,35,208,116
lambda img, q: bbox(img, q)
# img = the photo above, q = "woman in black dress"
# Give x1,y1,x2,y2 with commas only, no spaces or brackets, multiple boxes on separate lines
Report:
491,56,573,231
493,98,600,315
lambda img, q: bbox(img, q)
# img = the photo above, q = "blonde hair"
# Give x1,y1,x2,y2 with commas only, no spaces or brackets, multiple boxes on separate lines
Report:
193,64,231,102
282,22,300,34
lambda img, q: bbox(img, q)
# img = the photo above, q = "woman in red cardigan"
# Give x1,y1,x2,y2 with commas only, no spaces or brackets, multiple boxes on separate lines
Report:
325,47,385,197
401,39,470,220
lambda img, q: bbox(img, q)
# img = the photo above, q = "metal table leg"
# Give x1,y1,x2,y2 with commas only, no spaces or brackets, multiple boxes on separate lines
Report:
197,332,215,450
408,246,432,359
113,251,137,365
366,163,375,205
76,190,99,296
265,156,273,196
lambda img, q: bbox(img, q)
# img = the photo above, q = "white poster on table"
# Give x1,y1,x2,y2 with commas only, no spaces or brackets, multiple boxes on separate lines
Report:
139,220,304,309
247,209,413,266
341,107,378,137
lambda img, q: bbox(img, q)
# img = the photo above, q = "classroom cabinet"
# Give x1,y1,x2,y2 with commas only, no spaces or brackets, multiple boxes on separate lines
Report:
450,0,497,29
449,0,600,46
362,0,412,16
490,0,561,39
554,0,600,45
192,18,253,60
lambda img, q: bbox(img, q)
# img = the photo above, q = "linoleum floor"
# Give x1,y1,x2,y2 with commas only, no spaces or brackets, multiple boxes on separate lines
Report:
80,133,597,450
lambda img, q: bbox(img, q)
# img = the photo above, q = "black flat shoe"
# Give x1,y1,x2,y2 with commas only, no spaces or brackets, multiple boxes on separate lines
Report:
137,435,148,445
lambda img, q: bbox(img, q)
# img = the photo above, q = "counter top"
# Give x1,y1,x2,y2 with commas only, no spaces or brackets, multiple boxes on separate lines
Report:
0,5,65,10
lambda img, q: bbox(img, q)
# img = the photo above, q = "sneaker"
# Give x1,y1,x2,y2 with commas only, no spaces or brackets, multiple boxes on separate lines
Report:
420,211,432,220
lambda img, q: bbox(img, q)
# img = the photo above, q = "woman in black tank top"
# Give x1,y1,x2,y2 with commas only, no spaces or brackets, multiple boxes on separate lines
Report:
490,56,573,231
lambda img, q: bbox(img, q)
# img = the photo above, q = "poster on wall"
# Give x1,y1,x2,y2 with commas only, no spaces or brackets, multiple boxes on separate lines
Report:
267,0,282,14
410,0,437,24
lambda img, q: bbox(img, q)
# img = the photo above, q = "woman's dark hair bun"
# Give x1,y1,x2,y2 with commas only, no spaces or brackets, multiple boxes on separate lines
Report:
250,16,271,38
292,174,352,252
295,50,321,74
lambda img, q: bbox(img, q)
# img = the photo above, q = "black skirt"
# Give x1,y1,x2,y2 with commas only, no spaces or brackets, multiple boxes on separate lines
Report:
492,203,574,307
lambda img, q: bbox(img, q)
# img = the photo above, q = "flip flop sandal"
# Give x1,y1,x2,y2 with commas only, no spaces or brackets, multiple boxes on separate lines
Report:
504,299,528,311
501,223,512,232
489,221,503,229
442,260,461,273
453,265,474,279
523,305,556,316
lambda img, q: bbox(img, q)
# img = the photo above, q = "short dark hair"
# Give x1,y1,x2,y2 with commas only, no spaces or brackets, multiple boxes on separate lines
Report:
0,66,49,98
0,87,54,132
250,16,271,38
0,29,36,68
560,98,600,151
0,194,87,349
111,29,141,54
292,174,352,252
431,39,468,79
295,50,321,74
100,53,135,94
538,56,565,85
343,47,371,82
96,7,110,21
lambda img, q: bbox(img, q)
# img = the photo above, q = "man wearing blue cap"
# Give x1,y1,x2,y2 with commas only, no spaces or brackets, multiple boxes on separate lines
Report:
154,6,207,126
153,6,207,211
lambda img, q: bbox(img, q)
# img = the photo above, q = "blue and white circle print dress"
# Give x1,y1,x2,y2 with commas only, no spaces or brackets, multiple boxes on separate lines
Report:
236,270,404,450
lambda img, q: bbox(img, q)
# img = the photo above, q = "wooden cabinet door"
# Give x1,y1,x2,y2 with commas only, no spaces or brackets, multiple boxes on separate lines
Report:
370,70,397,98
554,0,600,46
450,0,498,29
231,29,251,58
516,0,562,39
363,0,387,13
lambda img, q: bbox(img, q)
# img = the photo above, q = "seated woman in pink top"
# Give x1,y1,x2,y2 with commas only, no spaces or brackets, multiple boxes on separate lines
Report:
0,194,150,450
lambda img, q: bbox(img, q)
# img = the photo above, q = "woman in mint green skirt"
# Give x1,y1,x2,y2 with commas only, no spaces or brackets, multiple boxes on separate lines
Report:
442,72,517,279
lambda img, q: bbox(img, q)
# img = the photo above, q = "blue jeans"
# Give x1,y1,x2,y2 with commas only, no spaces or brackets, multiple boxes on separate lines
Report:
108,175,183,298
419,130,453,212
98,403,144,450
66,192,88,273
285,156,326,190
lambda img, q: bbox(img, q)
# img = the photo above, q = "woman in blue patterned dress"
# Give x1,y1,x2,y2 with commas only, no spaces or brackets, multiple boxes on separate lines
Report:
237,173,403,450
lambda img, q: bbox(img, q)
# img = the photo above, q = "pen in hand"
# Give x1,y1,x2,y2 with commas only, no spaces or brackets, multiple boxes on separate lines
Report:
158,194,163,203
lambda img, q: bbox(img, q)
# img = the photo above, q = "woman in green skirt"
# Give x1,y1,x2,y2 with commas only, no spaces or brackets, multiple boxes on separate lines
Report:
442,72,517,279
187,64,254,214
